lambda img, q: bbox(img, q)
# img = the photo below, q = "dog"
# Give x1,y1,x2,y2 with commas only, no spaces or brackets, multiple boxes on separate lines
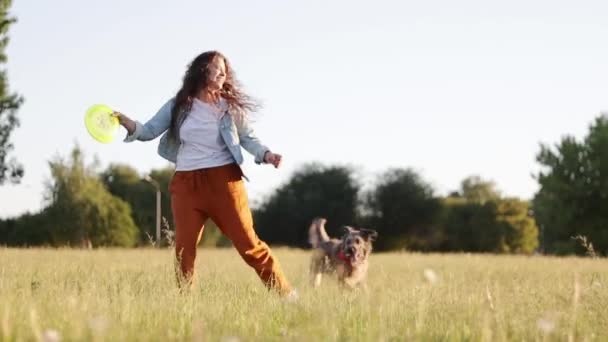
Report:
308,217,378,289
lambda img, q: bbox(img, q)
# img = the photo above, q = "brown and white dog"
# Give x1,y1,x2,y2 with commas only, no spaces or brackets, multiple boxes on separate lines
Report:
308,217,378,289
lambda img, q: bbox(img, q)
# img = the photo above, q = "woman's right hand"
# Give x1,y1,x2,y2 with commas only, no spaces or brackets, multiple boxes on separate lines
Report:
112,111,136,135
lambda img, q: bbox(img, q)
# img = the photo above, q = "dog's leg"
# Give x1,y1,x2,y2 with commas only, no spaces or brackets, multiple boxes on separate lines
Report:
313,272,322,287
309,253,324,287
342,278,357,290
341,269,362,290
359,282,369,294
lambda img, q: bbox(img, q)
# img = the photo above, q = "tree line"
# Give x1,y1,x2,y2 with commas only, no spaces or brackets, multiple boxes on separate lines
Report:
1,113,606,255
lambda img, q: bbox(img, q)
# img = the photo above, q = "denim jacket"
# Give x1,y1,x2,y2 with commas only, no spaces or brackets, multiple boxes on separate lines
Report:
124,98,270,168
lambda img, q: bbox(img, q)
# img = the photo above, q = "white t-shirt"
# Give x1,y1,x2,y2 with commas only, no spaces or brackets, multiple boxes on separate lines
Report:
175,98,235,171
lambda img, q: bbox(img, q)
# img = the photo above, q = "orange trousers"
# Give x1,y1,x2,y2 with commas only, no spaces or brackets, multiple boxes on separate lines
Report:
169,163,292,295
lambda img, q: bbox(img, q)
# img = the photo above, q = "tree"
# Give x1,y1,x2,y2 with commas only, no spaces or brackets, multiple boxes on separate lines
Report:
496,198,538,253
255,163,360,247
101,164,167,244
440,198,500,252
365,168,442,251
0,1,24,185
441,176,538,254
44,146,138,247
0,213,51,246
460,175,501,204
533,114,608,255
440,197,538,253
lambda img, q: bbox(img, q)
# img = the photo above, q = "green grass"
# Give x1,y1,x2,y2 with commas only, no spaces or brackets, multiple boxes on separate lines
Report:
0,248,606,341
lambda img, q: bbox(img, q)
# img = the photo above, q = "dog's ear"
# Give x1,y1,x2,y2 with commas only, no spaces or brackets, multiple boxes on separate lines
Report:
343,226,356,234
360,229,378,241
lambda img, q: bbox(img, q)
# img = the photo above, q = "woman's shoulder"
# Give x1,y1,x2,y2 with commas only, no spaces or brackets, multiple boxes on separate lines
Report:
147,97,176,121
158,97,177,113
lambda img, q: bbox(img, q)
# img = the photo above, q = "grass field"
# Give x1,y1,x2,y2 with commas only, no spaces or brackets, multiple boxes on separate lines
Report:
0,248,606,341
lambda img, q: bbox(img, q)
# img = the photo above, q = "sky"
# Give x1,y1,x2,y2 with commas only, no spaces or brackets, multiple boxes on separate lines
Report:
0,0,606,218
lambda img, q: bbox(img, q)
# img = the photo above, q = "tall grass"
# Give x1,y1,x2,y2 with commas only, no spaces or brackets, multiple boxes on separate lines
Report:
0,248,606,341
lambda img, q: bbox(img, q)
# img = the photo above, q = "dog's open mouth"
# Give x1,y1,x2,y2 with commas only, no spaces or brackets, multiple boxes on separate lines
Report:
344,247,361,264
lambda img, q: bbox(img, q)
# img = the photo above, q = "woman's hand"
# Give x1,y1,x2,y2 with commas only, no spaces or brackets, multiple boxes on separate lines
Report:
112,111,136,135
264,151,282,168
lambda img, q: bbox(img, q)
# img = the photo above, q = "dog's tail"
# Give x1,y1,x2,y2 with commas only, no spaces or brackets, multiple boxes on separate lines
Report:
308,217,330,248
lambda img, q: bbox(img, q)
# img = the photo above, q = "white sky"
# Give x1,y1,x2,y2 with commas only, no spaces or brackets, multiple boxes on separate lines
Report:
1,0,606,218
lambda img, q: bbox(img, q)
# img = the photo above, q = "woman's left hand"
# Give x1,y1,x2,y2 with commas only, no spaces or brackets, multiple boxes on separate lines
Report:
264,152,282,168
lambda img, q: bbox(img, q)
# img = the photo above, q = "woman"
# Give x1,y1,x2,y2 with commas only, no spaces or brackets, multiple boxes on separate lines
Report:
113,51,296,299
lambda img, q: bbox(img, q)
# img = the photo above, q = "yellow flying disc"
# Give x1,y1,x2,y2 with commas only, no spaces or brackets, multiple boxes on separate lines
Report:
84,104,119,143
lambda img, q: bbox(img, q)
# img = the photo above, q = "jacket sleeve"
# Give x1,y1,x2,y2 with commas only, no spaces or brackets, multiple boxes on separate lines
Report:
124,98,174,142
237,117,270,164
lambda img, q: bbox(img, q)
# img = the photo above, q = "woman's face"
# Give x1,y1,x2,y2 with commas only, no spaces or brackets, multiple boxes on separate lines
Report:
206,56,226,91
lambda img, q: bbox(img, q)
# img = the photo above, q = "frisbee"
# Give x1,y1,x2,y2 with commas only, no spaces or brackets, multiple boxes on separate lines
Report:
84,104,119,143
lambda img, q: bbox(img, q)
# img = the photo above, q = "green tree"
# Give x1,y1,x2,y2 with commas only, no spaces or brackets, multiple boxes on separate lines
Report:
0,0,24,185
255,163,360,247
0,212,51,246
533,114,608,255
460,175,501,204
365,168,442,251
496,198,538,253
441,178,538,254
44,146,138,247
440,198,500,252
101,164,163,244
441,197,538,253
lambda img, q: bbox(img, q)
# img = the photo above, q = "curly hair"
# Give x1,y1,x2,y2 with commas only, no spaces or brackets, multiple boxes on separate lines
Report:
169,51,259,141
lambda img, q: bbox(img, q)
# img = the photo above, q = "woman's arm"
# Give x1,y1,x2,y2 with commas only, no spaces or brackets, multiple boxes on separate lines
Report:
113,98,175,142
237,117,281,167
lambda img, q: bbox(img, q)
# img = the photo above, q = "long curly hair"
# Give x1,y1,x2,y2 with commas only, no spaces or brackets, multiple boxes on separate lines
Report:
169,51,258,141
